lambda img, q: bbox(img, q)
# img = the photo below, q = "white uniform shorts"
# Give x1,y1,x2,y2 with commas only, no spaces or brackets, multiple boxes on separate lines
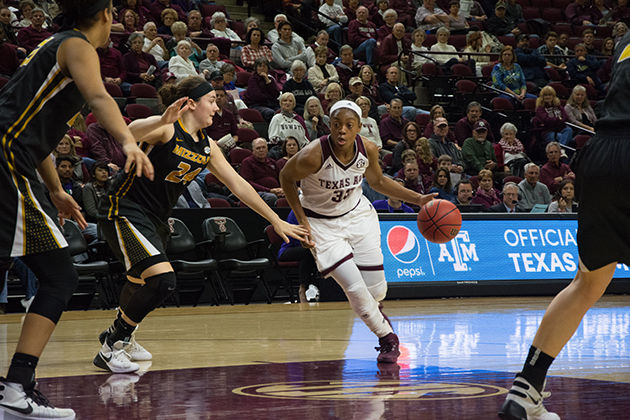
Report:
308,196,384,275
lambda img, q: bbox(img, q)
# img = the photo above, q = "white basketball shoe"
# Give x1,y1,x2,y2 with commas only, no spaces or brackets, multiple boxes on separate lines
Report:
0,378,75,419
499,376,560,420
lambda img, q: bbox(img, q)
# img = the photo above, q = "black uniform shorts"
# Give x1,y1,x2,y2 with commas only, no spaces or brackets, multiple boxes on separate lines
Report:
575,134,630,271
98,198,170,278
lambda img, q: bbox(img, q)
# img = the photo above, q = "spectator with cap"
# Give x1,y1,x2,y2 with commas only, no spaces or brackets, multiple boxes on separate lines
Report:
486,2,521,37
539,142,575,195
429,117,464,174
454,101,494,146
199,43,227,79
244,58,281,122
272,21,308,73
239,138,284,206
462,120,497,176
471,169,501,209
372,178,416,213
308,45,340,93
282,60,316,115
518,163,552,211
162,71,176,86
379,99,409,150
488,182,522,212
345,76,365,101
347,6,377,66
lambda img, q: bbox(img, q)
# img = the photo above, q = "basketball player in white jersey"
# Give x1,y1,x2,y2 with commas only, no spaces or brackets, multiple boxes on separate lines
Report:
280,100,436,363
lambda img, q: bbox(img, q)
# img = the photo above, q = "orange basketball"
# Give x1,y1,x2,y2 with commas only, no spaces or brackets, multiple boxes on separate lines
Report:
417,199,462,243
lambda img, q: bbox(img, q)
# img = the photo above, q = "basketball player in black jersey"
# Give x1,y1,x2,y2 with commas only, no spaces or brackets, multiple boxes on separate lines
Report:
93,76,309,373
498,32,630,420
0,1,153,419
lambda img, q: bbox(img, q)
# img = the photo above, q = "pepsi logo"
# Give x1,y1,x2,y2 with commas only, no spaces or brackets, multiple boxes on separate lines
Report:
387,226,420,264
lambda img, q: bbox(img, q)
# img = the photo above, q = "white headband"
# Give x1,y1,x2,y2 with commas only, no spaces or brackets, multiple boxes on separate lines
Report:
330,100,362,118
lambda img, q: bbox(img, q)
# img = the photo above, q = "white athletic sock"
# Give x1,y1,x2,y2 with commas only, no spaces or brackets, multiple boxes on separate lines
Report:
330,261,393,338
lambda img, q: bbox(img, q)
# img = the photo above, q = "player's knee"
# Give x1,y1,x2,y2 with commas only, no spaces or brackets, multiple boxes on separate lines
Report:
144,271,176,300
367,280,387,302
30,264,78,324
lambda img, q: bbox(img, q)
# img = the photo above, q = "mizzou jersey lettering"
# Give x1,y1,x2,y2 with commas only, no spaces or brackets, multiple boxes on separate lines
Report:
107,120,212,221
0,30,86,176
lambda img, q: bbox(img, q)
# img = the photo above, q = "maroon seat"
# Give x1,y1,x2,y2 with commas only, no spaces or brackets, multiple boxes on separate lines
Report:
104,82,123,97
451,63,474,78
521,97,537,112
236,127,258,144
421,62,441,76
469,175,479,190
415,112,431,130
491,97,514,112
205,172,225,187
481,63,496,79
125,103,153,120
455,79,477,94
548,82,570,99
238,108,265,123
235,71,252,88
545,8,564,23
199,4,228,18
382,152,393,170
229,147,252,168
207,198,232,208
130,83,157,98
574,134,591,149
522,7,541,19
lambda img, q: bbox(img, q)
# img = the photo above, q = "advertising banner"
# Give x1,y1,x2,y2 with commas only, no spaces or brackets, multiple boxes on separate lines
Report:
381,219,630,284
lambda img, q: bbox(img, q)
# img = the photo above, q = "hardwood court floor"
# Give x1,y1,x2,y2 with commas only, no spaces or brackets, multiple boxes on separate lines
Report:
0,296,628,419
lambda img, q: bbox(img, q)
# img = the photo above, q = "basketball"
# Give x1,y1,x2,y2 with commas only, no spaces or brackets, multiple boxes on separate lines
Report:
417,199,462,243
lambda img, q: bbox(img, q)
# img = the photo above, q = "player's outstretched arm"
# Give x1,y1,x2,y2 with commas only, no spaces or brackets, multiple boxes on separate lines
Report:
279,142,322,248
363,139,436,207
206,140,309,243
38,156,87,229
58,37,154,180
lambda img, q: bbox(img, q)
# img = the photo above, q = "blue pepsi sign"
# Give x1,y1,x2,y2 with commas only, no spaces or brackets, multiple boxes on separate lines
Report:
381,218,630,283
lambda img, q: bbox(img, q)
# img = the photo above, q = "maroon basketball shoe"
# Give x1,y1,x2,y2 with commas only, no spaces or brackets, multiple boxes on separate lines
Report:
376,333,400,363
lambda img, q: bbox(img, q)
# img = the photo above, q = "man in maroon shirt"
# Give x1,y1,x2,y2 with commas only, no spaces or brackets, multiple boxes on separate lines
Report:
539,142,575,195
206,87,239,152
17,8,51,53
97,43,126,88
379,98,409,150
347,6,377,65
239,138,284,205
454,101,494,146
334,45,363,91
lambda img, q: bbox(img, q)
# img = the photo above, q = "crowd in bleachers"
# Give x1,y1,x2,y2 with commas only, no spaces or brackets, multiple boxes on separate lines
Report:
0,0,624,215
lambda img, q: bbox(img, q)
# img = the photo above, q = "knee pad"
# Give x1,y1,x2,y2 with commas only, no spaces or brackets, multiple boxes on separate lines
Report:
145,271,177,301
21,248,78,324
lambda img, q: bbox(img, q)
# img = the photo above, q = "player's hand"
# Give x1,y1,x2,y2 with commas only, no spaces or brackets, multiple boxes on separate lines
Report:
161,97,190,126
416,192,438,207
273,220,310,244
122,142,154,180
50,190,87,230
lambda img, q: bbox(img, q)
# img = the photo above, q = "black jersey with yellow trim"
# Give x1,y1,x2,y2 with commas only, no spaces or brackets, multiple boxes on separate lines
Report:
595,31,630,136
106,120,213,222
0,30,86,177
